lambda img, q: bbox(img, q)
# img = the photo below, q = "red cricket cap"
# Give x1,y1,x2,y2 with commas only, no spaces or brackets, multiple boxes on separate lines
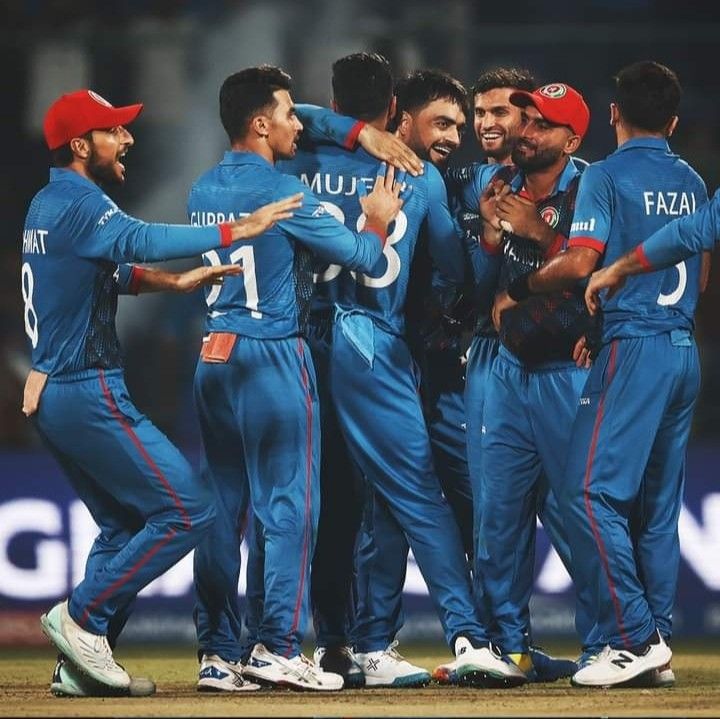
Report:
43,89,143,150
510,83,590,139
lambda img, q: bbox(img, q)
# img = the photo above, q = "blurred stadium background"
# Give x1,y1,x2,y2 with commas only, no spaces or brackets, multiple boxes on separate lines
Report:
1,0,719,651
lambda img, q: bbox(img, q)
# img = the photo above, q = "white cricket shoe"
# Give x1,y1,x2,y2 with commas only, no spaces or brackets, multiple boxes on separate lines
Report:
623,661,676,688
454,636,527,688
571,632,672,687
40,601,130,689
313,646,365,688
51,655,156,697
197,654,261,692
244,643,343,691
354,641,431,688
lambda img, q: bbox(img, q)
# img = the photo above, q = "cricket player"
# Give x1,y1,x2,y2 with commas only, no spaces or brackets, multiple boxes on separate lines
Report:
497,61,707,687
436,67,578,684
298,71,527,688
23,88,300,696
473,82,599,673
187,65,403,692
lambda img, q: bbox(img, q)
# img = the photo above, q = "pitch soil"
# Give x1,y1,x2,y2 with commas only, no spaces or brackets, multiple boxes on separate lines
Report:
1,642,719,717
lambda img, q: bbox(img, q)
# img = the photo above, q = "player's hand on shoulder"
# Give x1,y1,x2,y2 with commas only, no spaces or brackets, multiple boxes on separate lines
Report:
231,193,304,241
357,125,424,177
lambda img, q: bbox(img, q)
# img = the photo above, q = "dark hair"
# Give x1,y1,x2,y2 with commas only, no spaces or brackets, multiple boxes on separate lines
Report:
219,65,292,142
394,69,468,120
472,67,535,96
614,61,681,133
332,52,394,122
50,131,93,167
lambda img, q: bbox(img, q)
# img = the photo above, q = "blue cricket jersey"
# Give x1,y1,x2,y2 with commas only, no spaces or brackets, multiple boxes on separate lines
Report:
187,151,386,339
639,188,720,267
21,168,229,375
568,137,707,341
287,148,464,335
288,108,465,335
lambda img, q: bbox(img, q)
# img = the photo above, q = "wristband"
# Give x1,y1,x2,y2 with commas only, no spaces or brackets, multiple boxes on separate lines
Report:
507,273,533,302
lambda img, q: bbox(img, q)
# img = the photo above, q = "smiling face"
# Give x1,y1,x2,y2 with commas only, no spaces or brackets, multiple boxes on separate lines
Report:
85,126,134,185
473,87,526,163
401,97,465,168
511,104,577,172
266,89,303,160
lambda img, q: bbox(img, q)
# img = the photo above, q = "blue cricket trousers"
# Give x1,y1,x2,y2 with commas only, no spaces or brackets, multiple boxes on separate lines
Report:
559,331,699,649
305,316,364,648
331,316,487,651
193,335,320,660
478,346,594,653
35,368,215,638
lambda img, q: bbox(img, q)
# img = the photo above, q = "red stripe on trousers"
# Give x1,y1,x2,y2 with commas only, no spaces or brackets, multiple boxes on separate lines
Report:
79,369,194,628
98,369,191,530
286,338,313,656
582,340,632,647
80,528,177,627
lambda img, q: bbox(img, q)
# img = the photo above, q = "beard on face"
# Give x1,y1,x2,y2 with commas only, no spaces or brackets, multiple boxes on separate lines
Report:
511,141,564,172
87,144,123,187
484,134,516,161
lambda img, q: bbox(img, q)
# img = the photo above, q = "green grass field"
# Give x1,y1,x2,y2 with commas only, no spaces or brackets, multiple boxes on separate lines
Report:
1,641,719,717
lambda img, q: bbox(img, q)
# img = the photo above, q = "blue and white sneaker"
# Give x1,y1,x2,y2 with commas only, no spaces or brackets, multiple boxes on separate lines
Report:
527,646,578,682
197,654,260,692
51,655,156,697
244,643,344,691
355,641,431,688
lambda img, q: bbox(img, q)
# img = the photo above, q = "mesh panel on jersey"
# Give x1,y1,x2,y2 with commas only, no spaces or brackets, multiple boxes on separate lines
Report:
499,288,595,366
83,262,123,370
293,244,315,333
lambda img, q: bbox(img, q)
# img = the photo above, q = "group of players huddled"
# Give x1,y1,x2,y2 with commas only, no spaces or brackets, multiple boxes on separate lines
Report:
23,52,719,697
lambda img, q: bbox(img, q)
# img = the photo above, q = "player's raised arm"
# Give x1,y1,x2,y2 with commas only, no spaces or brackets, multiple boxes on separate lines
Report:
296,103,424,176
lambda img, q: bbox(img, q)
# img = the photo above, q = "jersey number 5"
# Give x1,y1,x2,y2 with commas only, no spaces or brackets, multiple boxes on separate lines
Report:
657,261,687,307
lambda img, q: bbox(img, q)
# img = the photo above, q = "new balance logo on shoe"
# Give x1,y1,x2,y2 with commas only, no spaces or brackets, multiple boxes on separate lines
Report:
611,653,635,669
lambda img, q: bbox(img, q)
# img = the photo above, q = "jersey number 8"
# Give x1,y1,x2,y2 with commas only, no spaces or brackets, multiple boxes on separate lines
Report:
314,200,407,289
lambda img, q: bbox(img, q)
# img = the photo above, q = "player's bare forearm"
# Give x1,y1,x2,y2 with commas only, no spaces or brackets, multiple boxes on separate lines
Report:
136,265,242,294
584,249,644,315
527,246,601,293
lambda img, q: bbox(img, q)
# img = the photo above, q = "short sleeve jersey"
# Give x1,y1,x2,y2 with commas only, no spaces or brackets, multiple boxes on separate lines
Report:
568,137,708,341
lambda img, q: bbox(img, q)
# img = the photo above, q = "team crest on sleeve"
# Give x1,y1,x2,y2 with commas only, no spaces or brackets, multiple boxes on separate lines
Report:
541,206,560,227
539,84,567,99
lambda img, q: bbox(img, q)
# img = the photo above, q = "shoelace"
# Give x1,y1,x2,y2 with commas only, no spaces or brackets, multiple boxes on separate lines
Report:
287,654,323,683
91,635,122,672
385,640,405,661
